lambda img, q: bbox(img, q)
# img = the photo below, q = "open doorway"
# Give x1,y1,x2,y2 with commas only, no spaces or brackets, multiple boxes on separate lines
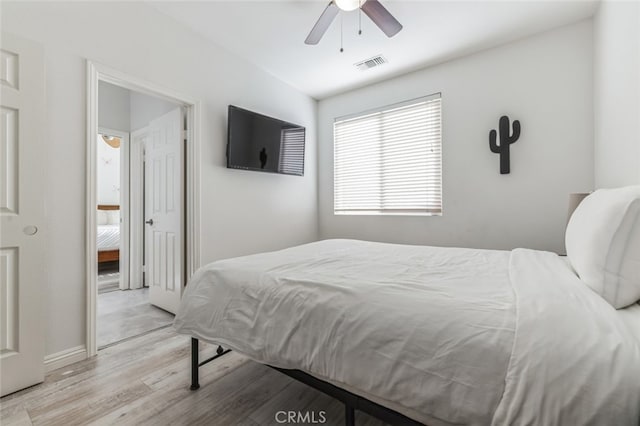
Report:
96,82,184,348
96,128,128,295
87,63,201,356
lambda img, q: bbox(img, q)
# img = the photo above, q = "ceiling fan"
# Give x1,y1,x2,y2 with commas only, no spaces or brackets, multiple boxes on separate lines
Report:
305,0,403,45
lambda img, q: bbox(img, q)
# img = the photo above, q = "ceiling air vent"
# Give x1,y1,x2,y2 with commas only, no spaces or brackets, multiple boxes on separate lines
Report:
355,55,387,71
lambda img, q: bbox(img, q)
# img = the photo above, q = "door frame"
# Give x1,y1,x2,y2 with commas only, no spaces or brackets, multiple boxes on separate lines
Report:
97,127,130,292
129,127,148,290
86,61,201,357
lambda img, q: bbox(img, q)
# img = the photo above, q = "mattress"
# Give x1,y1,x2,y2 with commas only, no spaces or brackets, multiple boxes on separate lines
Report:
174,239,640,425
97,224,119,251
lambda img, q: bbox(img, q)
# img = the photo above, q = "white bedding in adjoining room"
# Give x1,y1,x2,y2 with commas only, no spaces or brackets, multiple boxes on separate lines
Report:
174,239,640,426
97,224,120,251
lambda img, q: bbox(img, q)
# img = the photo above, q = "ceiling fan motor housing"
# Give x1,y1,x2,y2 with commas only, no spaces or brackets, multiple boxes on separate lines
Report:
335,0,361,12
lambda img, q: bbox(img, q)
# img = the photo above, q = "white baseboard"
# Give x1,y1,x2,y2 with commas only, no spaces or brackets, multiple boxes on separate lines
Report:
44,345,87,373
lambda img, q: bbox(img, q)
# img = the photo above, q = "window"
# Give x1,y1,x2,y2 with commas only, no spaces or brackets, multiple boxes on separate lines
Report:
333,93,442,215
278,127,305,176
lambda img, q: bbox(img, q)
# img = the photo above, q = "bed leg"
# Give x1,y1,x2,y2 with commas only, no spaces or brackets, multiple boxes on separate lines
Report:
190,337,200,390
345,405,355,426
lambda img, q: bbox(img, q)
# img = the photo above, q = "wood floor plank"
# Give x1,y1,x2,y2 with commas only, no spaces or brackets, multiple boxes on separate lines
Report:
0,398,27,422
249,379,324,425
25,335,188,420
97,288,174,348
31,381,152,426
87,388,173,426
309,393,345,425
91,351,250,426
0,331,184,424
141,348,248,391
1,327,398,426
136,361,274,425
5,327,183,411
0,408,33,426
194,367,293,425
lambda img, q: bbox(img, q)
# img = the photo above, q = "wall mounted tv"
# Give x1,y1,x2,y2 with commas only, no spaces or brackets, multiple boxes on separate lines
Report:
227,105,305,176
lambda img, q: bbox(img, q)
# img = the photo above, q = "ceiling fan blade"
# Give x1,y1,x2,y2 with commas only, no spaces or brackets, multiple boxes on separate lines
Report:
361,0,403,38
305,1,339,45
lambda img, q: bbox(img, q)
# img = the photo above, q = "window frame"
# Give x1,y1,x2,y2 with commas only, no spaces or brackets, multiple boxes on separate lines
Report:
333,93,443,217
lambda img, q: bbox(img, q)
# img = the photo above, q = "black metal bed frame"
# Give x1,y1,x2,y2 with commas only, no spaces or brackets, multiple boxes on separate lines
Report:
190,338,424,426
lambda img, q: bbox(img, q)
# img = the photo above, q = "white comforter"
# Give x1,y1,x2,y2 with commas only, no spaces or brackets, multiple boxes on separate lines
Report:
97,225,119,251
174,239,640,425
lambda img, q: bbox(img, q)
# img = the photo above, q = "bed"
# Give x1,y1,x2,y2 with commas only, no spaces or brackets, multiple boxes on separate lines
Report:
97,204,120,264
174,186,640,425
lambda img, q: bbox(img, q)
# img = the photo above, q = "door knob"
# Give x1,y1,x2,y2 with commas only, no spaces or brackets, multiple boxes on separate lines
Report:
145,219,154,226
23,225,38,235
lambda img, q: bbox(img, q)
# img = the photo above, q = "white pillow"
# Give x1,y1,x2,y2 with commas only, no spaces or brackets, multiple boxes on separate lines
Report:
107,210,120,225
97,210,108,225
565,185,640,309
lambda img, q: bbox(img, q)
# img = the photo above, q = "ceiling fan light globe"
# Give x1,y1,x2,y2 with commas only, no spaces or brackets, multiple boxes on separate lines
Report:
335,0,361,12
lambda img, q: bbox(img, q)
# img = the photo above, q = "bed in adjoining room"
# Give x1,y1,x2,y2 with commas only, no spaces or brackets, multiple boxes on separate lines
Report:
97,204,120,265
174,186,640,426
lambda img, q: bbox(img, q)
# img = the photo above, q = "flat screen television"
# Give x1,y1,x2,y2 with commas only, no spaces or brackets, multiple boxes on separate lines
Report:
227,105,305,176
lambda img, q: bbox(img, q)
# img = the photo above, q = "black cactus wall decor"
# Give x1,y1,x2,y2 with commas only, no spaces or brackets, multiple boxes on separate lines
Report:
489,115,521,174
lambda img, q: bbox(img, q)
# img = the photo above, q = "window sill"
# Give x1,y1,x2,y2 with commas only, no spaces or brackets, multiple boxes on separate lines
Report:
334,212,442,217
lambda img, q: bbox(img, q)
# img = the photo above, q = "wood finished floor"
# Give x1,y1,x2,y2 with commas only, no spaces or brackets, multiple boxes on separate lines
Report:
98,288,174,348
97,272,120,294
0,327,389,426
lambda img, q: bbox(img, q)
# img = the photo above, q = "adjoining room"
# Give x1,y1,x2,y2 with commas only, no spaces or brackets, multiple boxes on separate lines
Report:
96,81,185,348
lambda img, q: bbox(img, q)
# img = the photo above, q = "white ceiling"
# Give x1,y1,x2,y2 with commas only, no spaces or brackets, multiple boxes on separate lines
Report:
149,0,598,99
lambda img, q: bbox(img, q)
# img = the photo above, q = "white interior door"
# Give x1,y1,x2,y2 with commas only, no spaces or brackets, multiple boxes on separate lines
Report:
0,33,46,396
145,108,184,314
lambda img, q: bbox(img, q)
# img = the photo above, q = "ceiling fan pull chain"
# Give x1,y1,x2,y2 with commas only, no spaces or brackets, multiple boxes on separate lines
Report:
358,0,362,35
340,13,344,52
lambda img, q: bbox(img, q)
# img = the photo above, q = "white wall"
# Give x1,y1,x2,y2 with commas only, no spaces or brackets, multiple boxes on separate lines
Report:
593,0,640,187
98,81,130,132
99,81,179,133
96,136,120,205
97,85,179,215
318,21,594,254
97,81,127,206
130,91,178,132
2,1,318,357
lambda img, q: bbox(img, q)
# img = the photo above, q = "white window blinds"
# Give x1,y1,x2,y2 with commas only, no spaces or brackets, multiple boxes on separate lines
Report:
333,94,442,215
278,127,305,176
